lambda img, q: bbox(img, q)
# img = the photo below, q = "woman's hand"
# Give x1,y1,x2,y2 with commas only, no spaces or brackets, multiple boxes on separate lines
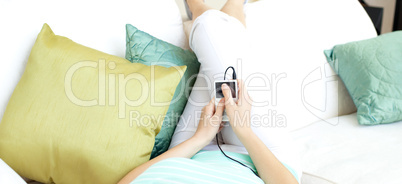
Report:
193,98,225,145
221,79,253,135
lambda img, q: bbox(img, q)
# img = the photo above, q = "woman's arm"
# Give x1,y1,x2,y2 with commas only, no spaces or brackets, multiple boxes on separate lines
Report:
235,129,298,184
117,136,207,184
221,80,298,184
118,99,225,184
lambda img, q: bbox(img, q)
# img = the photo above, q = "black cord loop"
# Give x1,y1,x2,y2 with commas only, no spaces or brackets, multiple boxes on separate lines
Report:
216,66,259,178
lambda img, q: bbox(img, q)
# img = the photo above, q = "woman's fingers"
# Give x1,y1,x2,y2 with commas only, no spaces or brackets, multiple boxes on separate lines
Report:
237,79,243,101
204,98,215,117
237,79,252,105
214,98,225,117
222,84,235,107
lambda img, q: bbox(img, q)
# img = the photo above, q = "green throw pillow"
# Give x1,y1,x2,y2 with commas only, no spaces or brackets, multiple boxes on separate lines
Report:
324,31,402,125
126,24,200,158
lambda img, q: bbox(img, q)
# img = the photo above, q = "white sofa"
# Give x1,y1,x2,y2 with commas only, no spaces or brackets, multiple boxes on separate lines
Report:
2,0,398,183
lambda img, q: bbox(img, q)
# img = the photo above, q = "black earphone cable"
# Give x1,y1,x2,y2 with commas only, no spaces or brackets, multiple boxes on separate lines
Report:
216,134,259,177
217,66,259,178
224,66,236,80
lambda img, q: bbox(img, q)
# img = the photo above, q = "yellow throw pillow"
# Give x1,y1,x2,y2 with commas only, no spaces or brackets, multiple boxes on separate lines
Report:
0,24,186,184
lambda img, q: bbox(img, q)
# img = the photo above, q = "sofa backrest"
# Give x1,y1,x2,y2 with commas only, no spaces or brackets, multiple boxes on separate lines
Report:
244,0,376,131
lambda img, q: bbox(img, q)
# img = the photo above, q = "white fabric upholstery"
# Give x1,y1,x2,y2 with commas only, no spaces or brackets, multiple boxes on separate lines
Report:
301,172,336,184
0,159,26,184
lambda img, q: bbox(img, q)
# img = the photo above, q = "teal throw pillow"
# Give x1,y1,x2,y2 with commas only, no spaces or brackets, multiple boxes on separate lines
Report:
126,24,200,158
324,31,402,125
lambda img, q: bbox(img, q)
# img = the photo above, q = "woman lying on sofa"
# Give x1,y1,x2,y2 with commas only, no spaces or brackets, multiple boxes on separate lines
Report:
119,0,301,183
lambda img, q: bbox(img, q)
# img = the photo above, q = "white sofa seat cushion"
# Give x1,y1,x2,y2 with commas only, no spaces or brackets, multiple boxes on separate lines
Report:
292,114,402,183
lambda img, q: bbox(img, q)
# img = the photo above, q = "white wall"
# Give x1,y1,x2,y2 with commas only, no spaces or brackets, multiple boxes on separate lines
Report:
363,0,396,34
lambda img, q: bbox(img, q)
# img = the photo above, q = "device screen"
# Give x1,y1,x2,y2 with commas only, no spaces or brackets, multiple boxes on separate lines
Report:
215,81,236,98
